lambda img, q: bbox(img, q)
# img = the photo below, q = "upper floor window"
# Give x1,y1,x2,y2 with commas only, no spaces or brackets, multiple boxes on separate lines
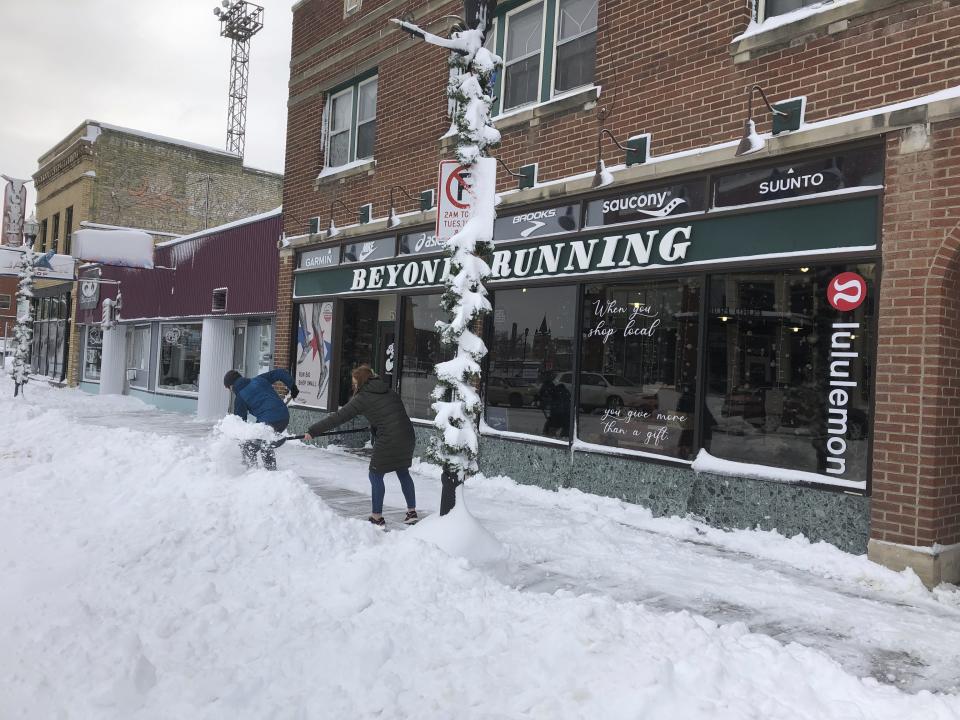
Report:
51,212,60,253
344,0,360,15
325,75,378,169
759,0,822,20
39,219,48,251
64,206,74,256
492,0,597,113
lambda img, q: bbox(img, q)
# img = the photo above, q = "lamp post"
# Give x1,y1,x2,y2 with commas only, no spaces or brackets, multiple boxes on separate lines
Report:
22,212,39,248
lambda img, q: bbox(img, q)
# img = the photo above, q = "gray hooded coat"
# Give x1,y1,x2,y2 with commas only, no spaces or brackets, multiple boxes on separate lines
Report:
306,377,416,473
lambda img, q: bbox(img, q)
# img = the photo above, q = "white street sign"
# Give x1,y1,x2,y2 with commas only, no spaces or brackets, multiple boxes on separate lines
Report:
435,158,496,243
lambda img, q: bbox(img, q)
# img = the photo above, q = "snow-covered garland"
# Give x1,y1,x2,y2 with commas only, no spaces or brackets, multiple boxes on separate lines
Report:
391,17,501,487
10,246,37,397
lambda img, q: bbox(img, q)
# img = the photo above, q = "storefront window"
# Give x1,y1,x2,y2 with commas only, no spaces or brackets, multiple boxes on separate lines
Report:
485,286,577,438
400,294,451,420
82,326,103,381
158,323,202,393
125,325,151,389
576,278,701,459
295,303,334,408
703,265,875,484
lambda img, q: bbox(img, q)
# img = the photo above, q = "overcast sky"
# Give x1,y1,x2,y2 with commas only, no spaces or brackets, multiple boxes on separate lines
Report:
0,0,292,215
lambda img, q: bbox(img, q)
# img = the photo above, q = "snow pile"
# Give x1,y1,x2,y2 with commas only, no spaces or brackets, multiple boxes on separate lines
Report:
3,378,960,718
215,412,281,442
74,228,155,268
409,485,505,565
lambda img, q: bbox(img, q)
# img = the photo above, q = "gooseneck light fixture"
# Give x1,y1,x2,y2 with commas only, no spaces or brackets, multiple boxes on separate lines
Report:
592,107,649,188
735,84,789,157
387,185,418,228
327,199,349,238
494,158,537,191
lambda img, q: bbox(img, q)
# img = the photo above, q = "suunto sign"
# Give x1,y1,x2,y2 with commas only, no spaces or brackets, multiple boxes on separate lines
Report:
713,146,883,207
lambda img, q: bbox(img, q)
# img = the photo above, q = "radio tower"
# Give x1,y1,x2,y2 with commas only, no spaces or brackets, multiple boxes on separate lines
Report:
213,1,264,158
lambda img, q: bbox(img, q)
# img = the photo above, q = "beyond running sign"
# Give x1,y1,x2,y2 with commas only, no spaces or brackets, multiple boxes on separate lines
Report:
348,226,694,291
293,195,879,298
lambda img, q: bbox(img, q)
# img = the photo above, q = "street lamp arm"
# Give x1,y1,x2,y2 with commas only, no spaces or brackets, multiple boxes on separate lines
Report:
390,18,471,54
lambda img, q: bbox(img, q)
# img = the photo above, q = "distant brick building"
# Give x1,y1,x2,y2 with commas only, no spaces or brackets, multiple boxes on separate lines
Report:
29,120,283,387
278,0,960,585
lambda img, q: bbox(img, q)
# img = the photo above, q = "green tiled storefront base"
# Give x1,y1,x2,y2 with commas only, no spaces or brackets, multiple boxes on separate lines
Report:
289,409,870,554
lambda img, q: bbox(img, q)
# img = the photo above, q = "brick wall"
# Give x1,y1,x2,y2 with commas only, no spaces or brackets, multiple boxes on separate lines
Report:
283,0,958,233
873,118,960,547
275,252,296,370
91,130,282,235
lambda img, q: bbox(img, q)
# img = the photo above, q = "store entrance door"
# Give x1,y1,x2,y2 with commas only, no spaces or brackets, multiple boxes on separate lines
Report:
338,295,396,404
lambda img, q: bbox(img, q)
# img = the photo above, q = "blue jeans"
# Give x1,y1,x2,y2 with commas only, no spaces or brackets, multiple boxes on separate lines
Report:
369,468,416,514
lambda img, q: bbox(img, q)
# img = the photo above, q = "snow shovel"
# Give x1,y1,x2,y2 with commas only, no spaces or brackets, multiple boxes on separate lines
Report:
267,426,371,448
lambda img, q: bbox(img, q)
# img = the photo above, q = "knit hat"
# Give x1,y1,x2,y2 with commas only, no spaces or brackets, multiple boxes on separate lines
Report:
223,369,242,388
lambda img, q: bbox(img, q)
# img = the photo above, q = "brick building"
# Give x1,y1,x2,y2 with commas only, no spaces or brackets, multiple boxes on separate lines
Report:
29,120,283,387
277,0,960,584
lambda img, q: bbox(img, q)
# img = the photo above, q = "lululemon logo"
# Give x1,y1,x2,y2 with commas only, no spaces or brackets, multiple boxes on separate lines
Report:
827,272,867,311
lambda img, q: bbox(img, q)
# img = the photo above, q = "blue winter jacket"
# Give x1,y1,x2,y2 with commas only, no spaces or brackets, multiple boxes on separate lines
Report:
232,369,294,424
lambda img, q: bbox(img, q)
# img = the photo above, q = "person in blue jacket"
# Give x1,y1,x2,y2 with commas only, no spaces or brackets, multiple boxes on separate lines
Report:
223,368,299,470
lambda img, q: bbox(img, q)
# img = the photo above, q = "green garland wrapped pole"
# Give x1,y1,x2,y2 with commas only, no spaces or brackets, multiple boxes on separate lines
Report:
392,2,500,515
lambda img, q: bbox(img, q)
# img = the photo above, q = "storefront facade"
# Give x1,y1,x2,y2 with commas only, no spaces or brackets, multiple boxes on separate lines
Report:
76,210,281,417
288,143,883,549
279,0,960,585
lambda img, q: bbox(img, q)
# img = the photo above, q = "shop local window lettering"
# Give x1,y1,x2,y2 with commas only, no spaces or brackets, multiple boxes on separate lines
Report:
349,226,693,290
586,298,660,344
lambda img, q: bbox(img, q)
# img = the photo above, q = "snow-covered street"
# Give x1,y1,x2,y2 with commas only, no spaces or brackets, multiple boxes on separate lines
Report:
3,378,960,719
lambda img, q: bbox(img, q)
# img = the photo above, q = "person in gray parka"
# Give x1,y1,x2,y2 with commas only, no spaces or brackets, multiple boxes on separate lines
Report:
303,365,418,526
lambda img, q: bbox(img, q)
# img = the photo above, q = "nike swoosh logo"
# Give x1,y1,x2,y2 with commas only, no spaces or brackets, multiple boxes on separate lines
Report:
520,221,546,238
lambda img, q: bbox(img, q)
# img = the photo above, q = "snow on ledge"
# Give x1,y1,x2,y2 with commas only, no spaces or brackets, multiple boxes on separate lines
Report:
316,158,376,181
733,0,860,42
692,449,867,491
479,418,570,446
572,439,691,464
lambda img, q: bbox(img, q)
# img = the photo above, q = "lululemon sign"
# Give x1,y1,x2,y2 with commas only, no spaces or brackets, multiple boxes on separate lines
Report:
827,272,867,311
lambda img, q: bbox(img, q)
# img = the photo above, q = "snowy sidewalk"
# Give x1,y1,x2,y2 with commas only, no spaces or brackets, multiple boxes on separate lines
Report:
4,382,960,719
66,391,960,694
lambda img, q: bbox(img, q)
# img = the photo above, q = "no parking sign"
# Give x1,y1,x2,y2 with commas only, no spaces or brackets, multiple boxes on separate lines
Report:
435,158,496,242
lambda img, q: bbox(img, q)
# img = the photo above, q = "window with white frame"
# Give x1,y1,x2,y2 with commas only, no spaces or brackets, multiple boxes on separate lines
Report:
759,0,822,20
158,323,202,393
125,324,151,389
503,3,544,110
325,75,378,169
0,294,10,311
554,0,597,93
82,326,103,382
493,0,598,113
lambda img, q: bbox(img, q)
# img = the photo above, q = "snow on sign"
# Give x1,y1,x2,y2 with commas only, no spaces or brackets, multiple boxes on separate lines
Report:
73,228,155,269
435,158,496,242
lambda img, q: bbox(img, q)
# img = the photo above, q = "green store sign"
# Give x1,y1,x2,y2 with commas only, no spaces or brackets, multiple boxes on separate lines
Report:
294,196,877,298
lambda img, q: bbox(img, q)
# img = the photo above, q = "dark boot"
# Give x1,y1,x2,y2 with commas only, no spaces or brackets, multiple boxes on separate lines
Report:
241,441,260,469
261,447,277,471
